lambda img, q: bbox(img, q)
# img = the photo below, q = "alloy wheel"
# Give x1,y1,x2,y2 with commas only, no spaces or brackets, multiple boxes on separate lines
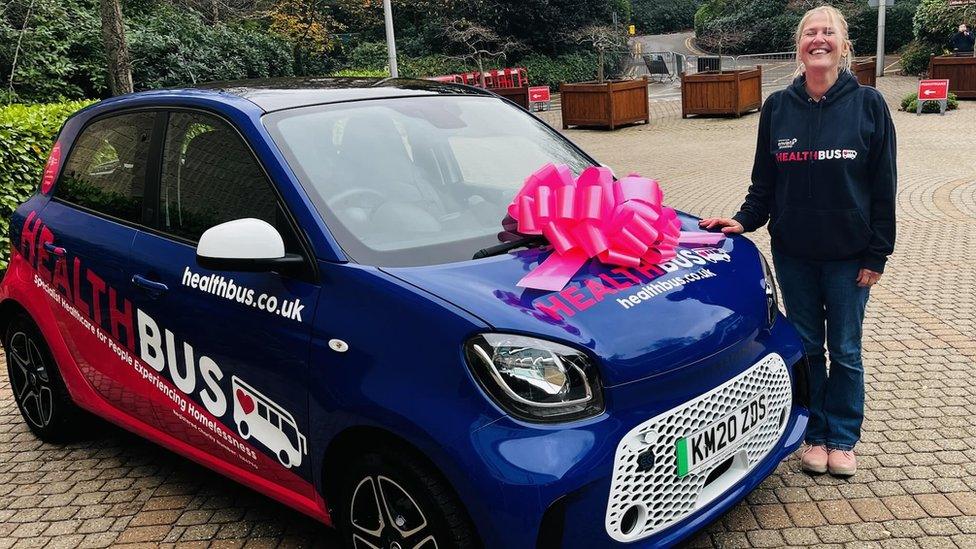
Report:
349,474,438,549
8,330,54,429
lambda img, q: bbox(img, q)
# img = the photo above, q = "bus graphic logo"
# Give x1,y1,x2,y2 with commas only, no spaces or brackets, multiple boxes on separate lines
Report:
232,376,307,468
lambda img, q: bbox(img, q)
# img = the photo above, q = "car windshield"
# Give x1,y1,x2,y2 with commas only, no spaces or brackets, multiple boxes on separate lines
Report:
264,95,594,267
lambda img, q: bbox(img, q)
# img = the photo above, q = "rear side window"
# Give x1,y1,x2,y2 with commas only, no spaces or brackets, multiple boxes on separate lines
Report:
159,112,279,242
56,112,155,223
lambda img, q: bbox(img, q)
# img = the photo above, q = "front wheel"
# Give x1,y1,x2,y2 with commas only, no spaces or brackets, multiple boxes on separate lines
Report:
5,313,87,442
338,450,479,549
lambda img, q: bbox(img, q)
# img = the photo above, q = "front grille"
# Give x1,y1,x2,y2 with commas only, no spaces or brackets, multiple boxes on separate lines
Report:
605,353,792,542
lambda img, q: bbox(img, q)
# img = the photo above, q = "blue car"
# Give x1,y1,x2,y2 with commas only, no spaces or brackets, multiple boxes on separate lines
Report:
1,78,809,548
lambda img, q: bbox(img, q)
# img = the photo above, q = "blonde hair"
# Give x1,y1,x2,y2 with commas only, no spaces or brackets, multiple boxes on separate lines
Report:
793,5,854,77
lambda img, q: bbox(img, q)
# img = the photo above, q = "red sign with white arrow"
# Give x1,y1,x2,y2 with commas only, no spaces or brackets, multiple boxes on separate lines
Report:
528,86,551,103
918,79,949,101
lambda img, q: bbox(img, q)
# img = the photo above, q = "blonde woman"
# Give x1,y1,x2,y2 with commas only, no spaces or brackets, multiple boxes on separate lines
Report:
700,5,896,477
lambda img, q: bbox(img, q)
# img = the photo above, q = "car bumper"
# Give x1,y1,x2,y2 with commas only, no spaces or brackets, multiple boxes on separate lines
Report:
458,318,808,548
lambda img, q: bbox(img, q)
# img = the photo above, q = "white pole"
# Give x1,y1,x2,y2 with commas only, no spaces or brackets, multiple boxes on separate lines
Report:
383,0,398,78
875,1,886,78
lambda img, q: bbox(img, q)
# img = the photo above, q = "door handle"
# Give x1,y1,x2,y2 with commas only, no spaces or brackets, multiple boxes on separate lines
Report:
43,242,66,257
131,274,168,294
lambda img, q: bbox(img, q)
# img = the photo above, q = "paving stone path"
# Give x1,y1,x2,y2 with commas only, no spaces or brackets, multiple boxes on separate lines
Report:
1,75,974,548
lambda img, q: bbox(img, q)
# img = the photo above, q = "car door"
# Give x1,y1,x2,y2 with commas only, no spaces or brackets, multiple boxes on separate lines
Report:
126,109,319,494
32,110,167,429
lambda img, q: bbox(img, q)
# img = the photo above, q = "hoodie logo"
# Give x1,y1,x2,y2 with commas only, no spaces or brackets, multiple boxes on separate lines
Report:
777,138,798,150
776,149,860,162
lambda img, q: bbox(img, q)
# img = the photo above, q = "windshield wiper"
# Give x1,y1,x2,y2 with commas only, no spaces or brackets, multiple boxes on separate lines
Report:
473,235,547,259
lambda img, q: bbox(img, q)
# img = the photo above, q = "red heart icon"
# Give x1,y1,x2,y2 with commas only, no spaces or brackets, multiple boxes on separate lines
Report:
236,389,255,414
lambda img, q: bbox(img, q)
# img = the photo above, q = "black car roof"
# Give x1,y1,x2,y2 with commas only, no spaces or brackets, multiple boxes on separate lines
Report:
191,77,496,112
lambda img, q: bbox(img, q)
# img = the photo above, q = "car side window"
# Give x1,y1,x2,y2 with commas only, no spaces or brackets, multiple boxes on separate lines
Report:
56,112,155,223
159,112,281,242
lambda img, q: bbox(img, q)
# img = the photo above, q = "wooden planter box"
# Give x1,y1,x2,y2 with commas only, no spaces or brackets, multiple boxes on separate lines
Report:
851,58,876,87
928,55,976,98
560,77,649,130
680,66,762,118
494,85,529,109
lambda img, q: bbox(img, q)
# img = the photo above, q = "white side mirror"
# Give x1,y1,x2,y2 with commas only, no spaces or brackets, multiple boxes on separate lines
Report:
196,218,302,272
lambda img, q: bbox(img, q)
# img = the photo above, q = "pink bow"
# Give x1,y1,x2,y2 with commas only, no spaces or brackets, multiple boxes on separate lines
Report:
507,164,724,291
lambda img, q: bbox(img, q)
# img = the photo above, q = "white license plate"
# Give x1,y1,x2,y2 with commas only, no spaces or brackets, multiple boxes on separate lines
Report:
675,393,768,477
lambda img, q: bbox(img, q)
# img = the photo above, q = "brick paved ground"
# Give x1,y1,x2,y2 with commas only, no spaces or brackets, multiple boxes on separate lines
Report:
2,76,974,548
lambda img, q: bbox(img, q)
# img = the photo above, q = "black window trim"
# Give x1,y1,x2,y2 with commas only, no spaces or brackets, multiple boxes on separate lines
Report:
51,107,160,229
53,104,319,283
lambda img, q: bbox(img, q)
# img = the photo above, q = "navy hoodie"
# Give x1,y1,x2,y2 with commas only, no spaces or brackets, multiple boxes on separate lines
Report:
733,70,896,273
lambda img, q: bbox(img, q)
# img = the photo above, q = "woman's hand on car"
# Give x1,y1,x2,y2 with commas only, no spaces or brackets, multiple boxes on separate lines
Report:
698,217,745,234
856,268,882,288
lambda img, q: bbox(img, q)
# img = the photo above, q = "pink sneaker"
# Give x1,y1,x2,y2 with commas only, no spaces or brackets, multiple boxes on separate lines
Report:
828,449,857,477
800,444,828,474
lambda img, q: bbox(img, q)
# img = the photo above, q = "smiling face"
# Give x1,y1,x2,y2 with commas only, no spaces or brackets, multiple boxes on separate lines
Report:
798,12,846,74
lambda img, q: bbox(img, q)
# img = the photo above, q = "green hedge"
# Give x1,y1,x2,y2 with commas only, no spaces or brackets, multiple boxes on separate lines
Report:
0,100,94,269
342,41,470,79
521,52,600,87
340,43,601,88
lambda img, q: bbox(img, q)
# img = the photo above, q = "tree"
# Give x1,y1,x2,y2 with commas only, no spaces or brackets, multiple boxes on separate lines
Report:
99,0,132,95
269,0,336,74
443,18,520,86
575,25,624,82
164,0,269,25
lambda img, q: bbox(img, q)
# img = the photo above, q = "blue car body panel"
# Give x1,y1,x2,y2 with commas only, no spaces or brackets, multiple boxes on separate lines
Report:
4,82,810,548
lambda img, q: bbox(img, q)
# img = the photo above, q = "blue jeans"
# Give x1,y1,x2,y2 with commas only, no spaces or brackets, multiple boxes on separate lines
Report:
772,250,870,451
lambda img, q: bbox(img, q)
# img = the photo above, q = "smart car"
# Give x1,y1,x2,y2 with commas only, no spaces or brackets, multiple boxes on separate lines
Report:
0,78,809,548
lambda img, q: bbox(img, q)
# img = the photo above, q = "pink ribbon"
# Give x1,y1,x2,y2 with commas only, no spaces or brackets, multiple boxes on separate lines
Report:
507,164,725,291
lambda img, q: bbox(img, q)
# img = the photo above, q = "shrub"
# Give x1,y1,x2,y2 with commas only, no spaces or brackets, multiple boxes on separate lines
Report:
0,0,105,102
342,42,468,79
694,0,725,36
336,51,602,87
329,69,389,77
633,0,704,35
913,0,969,44
0,100,95,268
693,0,919,56
399,56,469,79
345,41,389,71
521,52,599,87
899,39,945,75
2,1,302,101
846,0,920,55
900,91,958,112
697,0,795,55
129,6,295,89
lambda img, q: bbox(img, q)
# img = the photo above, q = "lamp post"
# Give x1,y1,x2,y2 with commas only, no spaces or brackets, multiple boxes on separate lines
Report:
875,0,885,78
383,0,399,77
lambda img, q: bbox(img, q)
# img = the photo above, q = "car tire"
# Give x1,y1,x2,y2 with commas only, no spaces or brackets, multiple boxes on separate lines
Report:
4,313,87,442
337,449,479,549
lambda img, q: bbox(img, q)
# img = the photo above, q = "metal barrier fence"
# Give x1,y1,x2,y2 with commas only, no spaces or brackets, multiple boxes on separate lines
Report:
620,51,686,82
610,49,804,97
617,49,798,78
731,52,798,85
680,55,737,75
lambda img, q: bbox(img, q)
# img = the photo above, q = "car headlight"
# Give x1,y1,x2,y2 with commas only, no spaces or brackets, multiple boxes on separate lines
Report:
759,252,779,327
464,333,604,423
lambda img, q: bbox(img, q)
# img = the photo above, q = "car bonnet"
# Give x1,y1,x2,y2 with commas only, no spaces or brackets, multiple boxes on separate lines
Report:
380,222,771,387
